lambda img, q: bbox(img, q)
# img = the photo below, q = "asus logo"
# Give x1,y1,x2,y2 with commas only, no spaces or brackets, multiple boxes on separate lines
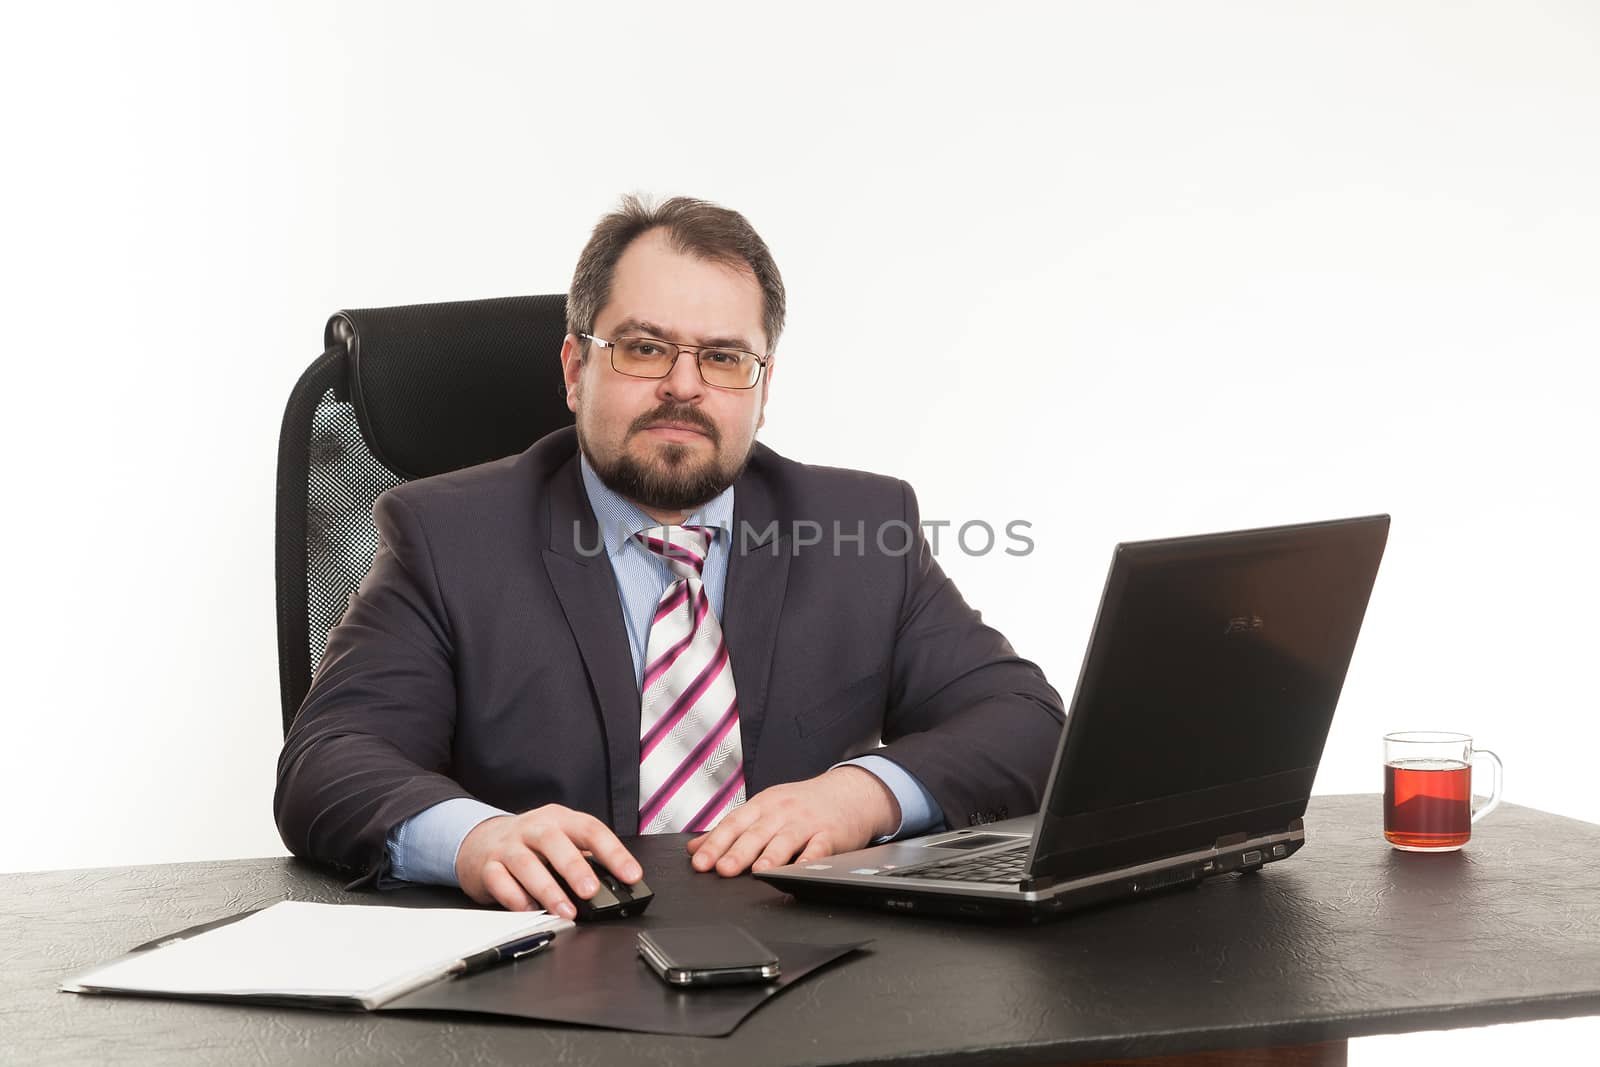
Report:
1223,615,1264,635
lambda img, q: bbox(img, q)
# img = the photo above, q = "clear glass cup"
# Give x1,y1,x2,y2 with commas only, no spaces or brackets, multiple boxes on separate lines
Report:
1383,731,1503,851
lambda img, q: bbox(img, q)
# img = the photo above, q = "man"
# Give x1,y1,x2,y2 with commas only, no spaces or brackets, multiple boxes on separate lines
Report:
275,196,1064,919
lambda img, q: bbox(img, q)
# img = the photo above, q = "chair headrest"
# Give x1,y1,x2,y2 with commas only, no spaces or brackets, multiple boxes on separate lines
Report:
325,294,573,480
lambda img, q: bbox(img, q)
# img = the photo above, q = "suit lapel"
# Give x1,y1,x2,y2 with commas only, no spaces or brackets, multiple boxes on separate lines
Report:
722,450,792,792
542,457,641,835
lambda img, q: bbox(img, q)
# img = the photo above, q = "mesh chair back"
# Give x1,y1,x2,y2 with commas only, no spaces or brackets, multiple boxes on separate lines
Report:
274,294,572,734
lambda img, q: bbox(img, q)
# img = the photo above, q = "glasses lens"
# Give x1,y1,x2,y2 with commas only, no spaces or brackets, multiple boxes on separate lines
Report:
698,349,760,389
613,336,676,377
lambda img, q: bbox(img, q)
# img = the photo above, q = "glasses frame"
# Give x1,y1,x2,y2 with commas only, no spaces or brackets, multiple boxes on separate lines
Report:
579,333,770,390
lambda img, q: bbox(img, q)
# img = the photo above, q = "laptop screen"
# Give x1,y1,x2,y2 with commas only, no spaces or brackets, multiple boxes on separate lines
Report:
1029,516,1389,881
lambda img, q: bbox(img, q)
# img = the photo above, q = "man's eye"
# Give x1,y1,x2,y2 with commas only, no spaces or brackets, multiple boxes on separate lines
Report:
632,341,667,357
702,350,739,365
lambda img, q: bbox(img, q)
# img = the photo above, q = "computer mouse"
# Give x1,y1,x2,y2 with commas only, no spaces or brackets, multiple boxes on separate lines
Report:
550,855,654,921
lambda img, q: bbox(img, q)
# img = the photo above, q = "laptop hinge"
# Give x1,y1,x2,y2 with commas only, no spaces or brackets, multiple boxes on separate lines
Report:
1213,819,1305,852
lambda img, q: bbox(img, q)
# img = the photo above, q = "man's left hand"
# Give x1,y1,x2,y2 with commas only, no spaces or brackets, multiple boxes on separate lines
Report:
686,766,902,876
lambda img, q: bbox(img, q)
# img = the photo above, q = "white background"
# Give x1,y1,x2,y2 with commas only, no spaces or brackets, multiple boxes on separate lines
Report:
2,2,1596,1061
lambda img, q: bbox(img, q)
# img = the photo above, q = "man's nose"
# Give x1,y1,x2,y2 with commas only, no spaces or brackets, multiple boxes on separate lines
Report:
658,349,705,400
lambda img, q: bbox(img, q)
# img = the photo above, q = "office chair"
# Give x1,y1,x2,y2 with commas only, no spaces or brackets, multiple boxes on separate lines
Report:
274,294,572,735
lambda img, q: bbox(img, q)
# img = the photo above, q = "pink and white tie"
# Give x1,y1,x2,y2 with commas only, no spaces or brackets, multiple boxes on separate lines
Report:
635,525,746,834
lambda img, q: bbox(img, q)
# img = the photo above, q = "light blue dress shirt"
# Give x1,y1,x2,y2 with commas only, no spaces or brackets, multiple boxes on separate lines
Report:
385,456,944,885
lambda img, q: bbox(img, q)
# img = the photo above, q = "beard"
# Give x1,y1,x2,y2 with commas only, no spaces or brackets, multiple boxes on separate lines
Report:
581,404,754,513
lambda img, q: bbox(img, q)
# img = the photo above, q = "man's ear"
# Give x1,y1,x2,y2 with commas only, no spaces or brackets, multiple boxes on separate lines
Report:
560,333,583,412
756,354,775,429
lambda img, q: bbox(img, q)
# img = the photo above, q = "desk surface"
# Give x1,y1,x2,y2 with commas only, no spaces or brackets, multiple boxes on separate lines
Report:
6,796,1600,1066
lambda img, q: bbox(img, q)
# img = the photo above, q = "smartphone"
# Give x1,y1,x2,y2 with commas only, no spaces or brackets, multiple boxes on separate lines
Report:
636,925,780,987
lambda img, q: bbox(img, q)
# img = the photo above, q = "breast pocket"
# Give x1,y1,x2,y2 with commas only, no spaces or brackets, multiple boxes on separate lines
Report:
793,670,887,739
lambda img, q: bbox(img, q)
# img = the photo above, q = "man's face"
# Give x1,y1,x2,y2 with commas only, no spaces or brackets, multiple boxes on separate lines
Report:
561,228,773,519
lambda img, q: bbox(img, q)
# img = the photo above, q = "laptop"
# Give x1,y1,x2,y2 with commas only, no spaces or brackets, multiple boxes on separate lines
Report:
755,514,1390,921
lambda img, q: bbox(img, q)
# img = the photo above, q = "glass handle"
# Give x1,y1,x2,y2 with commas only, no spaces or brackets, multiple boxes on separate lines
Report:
1470,748,1504,824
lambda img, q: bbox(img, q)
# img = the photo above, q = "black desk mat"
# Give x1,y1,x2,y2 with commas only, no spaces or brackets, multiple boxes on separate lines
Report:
383,927,867,1036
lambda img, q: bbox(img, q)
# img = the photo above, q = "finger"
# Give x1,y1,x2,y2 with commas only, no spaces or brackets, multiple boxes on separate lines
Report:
515,819,595,895
501,848,576,920
795,832,836,865
525,832,600,903
560,811,644,884
480,859,535,912
715,820,779,877
751,830,809,873
685,833,706,855
691,805,761,871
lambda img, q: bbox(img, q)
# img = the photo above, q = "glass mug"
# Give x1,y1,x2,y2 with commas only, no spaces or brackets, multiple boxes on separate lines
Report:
1383,731,1503,851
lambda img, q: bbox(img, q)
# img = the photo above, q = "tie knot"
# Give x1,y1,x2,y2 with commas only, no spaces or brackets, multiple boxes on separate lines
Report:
635,525,714,579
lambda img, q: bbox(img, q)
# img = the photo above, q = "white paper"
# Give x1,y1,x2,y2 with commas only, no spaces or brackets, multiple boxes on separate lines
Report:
63,901,572,1008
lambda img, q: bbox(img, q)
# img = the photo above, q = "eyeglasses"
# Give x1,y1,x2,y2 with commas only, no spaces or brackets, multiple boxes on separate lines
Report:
579,333,769,390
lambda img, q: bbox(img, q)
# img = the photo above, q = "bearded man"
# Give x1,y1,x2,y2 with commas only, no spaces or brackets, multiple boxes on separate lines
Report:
275,196,1065,917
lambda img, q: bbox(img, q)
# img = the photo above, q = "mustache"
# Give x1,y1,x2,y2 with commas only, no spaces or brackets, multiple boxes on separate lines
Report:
629,405,720,444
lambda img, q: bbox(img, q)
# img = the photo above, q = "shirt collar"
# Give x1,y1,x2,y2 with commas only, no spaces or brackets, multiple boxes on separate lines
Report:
578,452,735,559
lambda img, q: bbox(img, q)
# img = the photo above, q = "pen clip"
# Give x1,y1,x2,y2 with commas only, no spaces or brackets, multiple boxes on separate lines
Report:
508,934,554,960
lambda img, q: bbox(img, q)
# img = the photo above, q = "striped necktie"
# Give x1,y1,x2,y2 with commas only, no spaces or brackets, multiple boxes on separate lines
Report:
634,525,746,834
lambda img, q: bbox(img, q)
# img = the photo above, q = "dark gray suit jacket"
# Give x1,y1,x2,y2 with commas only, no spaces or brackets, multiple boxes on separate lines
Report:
275,427,1065,884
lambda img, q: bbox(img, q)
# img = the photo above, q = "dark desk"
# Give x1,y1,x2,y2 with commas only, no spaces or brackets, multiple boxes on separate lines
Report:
6,796,1600,1066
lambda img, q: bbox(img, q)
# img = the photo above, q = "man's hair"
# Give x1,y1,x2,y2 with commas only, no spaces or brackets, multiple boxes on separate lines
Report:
567,195,787,354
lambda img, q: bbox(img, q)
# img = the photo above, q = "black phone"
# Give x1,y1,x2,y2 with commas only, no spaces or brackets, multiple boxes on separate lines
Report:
636,925,780,987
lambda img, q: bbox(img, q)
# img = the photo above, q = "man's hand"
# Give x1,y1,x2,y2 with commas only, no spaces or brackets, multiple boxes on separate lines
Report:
456,804,642,917
685,766,901,876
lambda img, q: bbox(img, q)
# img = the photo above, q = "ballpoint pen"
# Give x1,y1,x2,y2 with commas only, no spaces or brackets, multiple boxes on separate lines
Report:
448,930,558,979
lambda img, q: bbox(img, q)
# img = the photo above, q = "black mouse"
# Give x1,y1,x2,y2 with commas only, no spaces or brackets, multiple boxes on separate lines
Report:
550,856,654,920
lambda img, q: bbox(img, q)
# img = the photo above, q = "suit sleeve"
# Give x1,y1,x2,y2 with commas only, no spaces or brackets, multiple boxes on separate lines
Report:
872,480,1066,829
274,489,477,887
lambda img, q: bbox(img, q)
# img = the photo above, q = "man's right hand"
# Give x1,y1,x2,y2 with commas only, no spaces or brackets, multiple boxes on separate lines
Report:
455,804,643,918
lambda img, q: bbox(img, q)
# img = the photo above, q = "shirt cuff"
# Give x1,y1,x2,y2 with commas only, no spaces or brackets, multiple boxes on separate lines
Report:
385,797,510,887
834,754,946,843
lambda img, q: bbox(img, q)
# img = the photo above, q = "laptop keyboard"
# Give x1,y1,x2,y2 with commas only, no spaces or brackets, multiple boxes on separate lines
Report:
885,842,1030,884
